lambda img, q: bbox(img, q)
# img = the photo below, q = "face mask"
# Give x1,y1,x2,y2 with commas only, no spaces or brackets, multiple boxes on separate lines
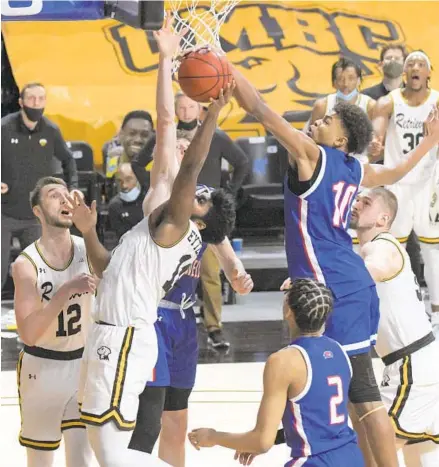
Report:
119,185,141,202
336,89,358,102
177,119,198,131
22,106,44,122
383,61,404,79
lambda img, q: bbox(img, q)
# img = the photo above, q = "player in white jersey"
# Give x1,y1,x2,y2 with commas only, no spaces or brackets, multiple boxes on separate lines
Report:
11,177,96,467
351,187,439,466
372,50,439,335
68,17,236,467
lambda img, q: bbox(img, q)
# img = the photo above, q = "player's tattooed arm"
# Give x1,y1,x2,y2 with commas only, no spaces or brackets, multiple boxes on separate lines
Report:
150,83,235,246
188,348,297,454
12,257,96,346
211,238,253,295
360,240,403,282
363,105,439,187
232,67,320,178
368,95,392,162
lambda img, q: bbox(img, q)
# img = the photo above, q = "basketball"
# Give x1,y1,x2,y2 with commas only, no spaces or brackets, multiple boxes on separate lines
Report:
178,48,233,103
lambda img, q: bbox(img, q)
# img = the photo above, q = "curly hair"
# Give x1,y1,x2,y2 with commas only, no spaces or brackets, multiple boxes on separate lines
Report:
285,278,334,333
334,101,373,154
196,189,236,245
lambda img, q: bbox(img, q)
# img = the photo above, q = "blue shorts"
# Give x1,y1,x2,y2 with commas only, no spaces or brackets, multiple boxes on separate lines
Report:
284,441,364,467
148,306,198,389
324,285,380,356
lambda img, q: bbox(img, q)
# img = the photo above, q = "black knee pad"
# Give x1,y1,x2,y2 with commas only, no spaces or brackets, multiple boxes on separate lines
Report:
164,387,193,412
128,386,166,454
348,352,382,404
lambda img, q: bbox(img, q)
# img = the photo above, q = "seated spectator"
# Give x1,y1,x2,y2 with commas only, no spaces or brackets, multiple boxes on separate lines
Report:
107,163,146,240
105,110,154,178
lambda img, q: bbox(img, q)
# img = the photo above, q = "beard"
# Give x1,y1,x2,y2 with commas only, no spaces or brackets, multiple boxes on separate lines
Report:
42,212,72,229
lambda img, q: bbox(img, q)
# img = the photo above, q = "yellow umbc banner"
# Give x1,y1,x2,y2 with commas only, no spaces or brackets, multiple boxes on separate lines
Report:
3,1,439,166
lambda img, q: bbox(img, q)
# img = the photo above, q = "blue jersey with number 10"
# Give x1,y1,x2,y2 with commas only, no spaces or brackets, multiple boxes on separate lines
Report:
284,146,374,299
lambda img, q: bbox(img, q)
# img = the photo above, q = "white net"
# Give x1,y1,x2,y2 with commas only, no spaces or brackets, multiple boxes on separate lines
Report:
168,0,240,72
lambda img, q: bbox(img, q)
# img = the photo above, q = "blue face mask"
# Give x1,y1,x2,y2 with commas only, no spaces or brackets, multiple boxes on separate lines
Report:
336,89,358,101
119,185,141,202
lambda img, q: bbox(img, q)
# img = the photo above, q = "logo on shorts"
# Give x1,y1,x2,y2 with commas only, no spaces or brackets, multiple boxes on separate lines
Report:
97,346,111,361
323,350,333,359
381,374,390,387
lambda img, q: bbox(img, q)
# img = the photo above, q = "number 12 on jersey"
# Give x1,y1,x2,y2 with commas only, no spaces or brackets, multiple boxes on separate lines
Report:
56,304,81,337
333,182,357,229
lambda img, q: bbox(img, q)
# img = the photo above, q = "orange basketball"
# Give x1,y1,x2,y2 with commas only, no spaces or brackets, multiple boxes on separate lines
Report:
177,48,233,103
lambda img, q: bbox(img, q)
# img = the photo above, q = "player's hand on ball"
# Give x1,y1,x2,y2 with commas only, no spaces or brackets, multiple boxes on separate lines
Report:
424,104,439,140
231,269,254,295
234,451,258,466
208,81,236,113
188,428,217,450
66,192,97,234
153,12,188,59
280,277,292,291
68,273,97,295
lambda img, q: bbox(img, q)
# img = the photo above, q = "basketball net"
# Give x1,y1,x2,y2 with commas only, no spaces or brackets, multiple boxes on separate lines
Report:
168,0,240,73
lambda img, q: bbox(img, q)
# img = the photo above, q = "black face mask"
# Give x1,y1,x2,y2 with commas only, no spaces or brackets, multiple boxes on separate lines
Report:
23,106,44,122
177,119,198,131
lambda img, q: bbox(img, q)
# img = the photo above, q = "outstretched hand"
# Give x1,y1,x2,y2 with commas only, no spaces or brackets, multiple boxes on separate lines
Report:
208,81,236,114
424,104,439,141
234,451,258,466
153,12,188,59
66,192,97,235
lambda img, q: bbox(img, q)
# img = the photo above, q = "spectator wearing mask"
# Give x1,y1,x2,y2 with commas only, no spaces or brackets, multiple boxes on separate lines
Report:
107,163,146,240
175,92,250,348
363,44,407,102
1,82,78,289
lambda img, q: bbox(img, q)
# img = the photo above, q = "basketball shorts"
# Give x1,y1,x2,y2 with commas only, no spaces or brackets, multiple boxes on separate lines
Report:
148,306,198,389
17,349,85,450
386,179,439,243
284,441,364,467
380,342,439,444
324,286,379,356
79,322,158,431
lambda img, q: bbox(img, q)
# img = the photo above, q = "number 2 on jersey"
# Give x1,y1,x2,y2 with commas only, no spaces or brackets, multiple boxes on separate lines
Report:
328,375,345,425
333,182,357,228
56,304,81,337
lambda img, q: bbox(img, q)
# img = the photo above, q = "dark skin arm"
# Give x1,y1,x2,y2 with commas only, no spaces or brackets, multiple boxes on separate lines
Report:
149,83,235,247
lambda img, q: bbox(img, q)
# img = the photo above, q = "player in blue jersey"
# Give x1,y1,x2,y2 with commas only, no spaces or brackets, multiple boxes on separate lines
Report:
232,68,439,467
129,185,254,467
189,278,364,467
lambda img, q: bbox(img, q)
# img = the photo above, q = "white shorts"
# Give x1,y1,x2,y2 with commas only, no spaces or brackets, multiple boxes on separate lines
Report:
380,342,439,443
79,322,158,431
17,350,84,450
386,178,439,243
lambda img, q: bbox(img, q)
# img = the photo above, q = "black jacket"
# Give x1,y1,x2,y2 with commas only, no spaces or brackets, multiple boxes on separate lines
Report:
1,111,78,219
108,189,146,240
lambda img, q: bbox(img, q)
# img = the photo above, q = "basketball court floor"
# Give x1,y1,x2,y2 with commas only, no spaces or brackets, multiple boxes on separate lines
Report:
0,290,429,466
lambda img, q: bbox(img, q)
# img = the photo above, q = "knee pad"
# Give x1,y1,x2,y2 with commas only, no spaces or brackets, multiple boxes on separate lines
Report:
419,244,439,305
348,352,382,404
164,387,192,412
128,386,166,454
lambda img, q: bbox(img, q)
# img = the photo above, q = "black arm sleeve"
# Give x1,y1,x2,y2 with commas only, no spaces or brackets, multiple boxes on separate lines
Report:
53,126,78,188
275,429,285,445
217,131,250,193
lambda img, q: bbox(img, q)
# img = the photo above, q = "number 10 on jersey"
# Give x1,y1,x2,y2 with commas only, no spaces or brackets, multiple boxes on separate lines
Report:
333,182,357,229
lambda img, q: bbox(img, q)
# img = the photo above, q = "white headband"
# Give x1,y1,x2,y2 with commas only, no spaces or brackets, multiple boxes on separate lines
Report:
404,51,431,71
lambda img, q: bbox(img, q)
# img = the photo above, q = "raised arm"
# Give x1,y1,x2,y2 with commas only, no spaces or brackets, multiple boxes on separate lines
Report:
360,239,403,282
188,349,297,454
309,97,327,125
210,237,253,295
151,85,234,246
232,67,320,172
368,95,393,162
143,16,187,216
12,256,96,346
362,106,439,187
